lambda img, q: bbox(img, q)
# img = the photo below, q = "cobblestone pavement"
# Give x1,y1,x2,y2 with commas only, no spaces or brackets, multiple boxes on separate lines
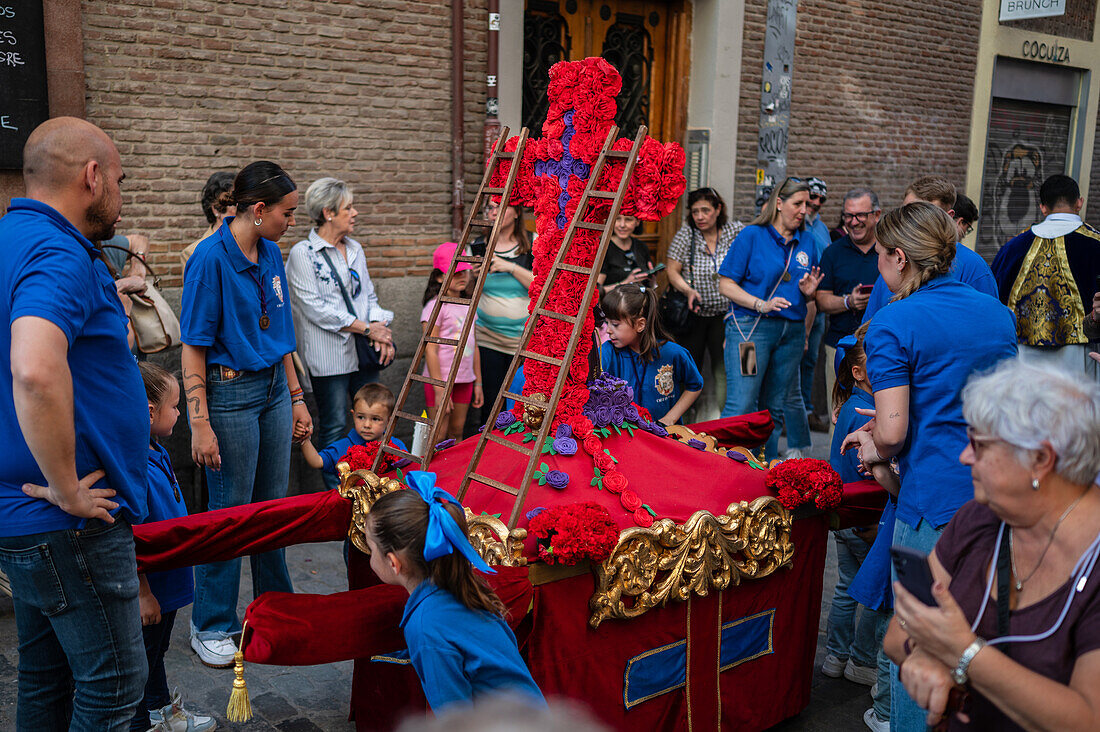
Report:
0,428,878,731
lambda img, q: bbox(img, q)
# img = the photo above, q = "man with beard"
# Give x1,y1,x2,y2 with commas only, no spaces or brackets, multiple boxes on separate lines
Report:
0,118,149,730
815,188,882,410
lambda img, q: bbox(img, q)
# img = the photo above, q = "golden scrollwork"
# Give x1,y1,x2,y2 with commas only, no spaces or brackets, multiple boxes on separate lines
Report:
588,496,794,628
664,424,767,465
464,509,529,567
336,463,403,555
522,392,548,429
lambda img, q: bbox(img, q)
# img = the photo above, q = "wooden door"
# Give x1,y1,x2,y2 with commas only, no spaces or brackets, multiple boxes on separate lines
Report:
523,0,691,262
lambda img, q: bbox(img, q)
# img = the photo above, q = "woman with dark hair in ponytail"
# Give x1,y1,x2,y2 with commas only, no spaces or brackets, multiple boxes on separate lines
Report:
839,202,1017,731
366,473,545,712
180,161,312,668
599,283,703,425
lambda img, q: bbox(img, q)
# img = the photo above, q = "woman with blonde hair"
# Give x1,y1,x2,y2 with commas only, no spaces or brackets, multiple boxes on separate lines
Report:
841,202,1017,730
717,176,822,460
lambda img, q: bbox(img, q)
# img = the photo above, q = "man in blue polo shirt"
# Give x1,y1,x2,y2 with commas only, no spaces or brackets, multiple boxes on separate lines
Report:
0,118,149,730
816,187,882,412
862,175,997,322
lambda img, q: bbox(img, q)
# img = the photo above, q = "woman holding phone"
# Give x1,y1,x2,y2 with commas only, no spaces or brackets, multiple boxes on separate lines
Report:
841,203,1017,729
717,177,822,460
599,214,654,290
180,161,312,668
882,360,1100,731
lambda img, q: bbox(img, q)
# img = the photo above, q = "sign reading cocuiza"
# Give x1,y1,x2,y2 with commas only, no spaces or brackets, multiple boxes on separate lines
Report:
1021,37,1071,63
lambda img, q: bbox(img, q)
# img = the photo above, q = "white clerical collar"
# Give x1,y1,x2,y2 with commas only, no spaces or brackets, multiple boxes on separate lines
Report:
1031,212,1082,239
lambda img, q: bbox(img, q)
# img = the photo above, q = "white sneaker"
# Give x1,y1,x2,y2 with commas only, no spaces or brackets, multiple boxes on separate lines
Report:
844,658,878,686
821,653,845,678
190,634,236,668
863,707,889,732
784,448,806,460
148,689,218,731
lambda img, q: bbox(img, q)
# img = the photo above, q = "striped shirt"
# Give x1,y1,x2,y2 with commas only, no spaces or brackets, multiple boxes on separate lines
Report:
475,251,533,353
286,230,394,378
666,220,744,317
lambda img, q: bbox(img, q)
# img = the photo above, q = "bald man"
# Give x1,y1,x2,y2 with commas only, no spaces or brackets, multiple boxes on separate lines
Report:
0,117,149,730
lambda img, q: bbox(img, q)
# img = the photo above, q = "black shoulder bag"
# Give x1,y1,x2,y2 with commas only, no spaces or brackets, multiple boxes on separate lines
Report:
318,248,393,371
660,229,696,335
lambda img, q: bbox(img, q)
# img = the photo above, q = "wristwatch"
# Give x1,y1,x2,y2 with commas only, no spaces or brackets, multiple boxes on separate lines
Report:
951,637,986,685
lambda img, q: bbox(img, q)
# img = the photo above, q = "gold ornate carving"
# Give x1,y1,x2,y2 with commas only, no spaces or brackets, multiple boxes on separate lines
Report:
588,496,794,628
522,392,548,429
464,509,529,567
336,463,403,555
1007,234,1089,347
665,424,767,465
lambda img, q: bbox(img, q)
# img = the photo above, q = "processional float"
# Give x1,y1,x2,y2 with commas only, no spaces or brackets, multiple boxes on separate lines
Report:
134,58,885,731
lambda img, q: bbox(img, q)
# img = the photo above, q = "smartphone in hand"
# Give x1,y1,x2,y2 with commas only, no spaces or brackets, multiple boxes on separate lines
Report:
890,546,937,606
643,262,666,277
857,284,875,295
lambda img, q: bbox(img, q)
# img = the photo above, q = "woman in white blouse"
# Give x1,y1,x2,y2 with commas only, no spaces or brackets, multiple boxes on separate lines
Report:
286,177,394,490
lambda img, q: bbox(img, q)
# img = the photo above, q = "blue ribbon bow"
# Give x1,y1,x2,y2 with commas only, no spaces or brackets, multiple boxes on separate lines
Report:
405,471,495,574
834,334,859,378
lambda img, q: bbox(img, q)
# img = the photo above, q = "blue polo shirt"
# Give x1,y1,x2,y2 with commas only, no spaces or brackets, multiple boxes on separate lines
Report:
807,216,832,261
863,244,998,323
818,235,880,347
719,224,817,321
830,388,875,483
401,581,545,711
600,340,703,424
181,218,296,371
0,199,149,536
865,277,1016,530
317,431,408,475
144,443,193,613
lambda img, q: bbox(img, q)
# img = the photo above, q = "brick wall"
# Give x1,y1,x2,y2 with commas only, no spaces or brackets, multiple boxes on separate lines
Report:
734,1,983,228
81,0,489,287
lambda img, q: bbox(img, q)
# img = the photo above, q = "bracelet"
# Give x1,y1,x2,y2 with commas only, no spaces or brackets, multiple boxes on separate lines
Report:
843,294,851,310
754,298,764,313
291,397,306,406
289,387,304,397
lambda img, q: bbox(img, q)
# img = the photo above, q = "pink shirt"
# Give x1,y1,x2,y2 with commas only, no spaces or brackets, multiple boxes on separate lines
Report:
421,299,477,384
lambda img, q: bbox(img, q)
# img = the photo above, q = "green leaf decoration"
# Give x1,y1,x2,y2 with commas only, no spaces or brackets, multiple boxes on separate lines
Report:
479,511,502,519
590,466,604,489
502,421,524,436
541,437,556,455
642,504,658,517
540,461,549,472
596,427,611,438
603,449,619,464
538,475,547,485
624,423,635,437
523,431,537,443
396,468,406,484
612,424,622,435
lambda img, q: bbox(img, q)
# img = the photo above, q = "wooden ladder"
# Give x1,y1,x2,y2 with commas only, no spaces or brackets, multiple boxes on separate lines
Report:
372,126,531,474
457,124,648,529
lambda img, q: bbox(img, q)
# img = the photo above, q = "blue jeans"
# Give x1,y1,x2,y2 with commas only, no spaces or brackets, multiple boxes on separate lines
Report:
311,368,380,491
130,610,176,731
824,528,882,667
723,315,807,460
891,518,945,732
192,364,294,640
0,520,147,731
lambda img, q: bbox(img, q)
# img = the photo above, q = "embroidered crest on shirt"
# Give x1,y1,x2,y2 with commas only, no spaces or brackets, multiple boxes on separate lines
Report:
796,250,810,269
655,364,674,396
272,275,284,304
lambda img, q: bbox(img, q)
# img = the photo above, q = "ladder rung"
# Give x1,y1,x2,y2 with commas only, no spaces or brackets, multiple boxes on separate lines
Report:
468,472,520,496
589,190,616,199
503,391,550,410
483,187,505,195
519,349,563,367
469,218,494,227
410,373,447,387
496,151,515,159
439,295,472,306
535,307,579,324
555,263,590,275
424,336,460,347
607,150,631,159
395,410,430,425
484,431,536,457
456,255,483,264
575,221,605,231
381,444,420,463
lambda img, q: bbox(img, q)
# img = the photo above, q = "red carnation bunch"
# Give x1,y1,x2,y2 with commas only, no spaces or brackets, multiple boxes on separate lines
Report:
765,458,844,510
340,442,397,476
527,501,620,565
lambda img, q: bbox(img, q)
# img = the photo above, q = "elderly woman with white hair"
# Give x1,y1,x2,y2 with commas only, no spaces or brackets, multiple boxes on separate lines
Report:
286,177,394,491
881,360,1100,731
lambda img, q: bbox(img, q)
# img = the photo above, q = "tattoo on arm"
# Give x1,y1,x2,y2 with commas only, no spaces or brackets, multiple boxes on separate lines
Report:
182,368,208,421
889,412,900,419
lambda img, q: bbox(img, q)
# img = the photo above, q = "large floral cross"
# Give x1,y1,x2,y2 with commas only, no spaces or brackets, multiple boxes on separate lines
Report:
490,57,686,424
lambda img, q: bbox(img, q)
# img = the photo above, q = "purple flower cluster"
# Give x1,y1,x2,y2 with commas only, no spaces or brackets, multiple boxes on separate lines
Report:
531,115,591,233
434,438,456,452
583,373,634,428
687,438,706,451
526,507,548,520
546,470,570,490
495,411,517,430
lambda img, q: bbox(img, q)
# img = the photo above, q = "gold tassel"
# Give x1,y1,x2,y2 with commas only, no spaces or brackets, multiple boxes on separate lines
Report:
226,620,252,722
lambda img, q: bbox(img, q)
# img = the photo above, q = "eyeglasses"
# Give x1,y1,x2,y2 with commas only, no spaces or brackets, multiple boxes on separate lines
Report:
966,427,1003,455
809,194,825,202
960,221,975,237
349,268,362,298
841,211,876,223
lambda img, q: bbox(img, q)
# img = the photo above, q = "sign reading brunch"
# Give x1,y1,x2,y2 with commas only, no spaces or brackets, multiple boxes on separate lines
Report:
1000,0,1067,22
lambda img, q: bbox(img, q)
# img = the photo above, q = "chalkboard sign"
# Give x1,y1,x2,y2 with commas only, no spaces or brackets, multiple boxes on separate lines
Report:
1,2,49,170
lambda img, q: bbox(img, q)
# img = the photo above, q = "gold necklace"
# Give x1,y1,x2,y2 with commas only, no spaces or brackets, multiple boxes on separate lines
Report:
1009,490,1088,592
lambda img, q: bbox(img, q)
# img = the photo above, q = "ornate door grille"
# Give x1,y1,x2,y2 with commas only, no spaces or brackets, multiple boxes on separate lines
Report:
523,1,570,132
601,13,652,141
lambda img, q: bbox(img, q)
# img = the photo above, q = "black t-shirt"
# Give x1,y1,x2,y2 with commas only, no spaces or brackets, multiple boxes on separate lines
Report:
819,235,880,347
601,238,653,286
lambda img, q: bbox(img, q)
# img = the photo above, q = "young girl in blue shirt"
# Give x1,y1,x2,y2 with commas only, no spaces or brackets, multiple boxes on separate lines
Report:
599,283,703,425
132,363,216,732
824,329,898,731
365,473,545,711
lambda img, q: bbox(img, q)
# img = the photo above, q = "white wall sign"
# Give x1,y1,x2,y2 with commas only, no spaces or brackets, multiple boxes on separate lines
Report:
1000,0,1067,22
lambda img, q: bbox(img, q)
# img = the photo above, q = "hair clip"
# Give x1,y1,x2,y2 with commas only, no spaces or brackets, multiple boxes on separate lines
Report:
638,285,647,293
